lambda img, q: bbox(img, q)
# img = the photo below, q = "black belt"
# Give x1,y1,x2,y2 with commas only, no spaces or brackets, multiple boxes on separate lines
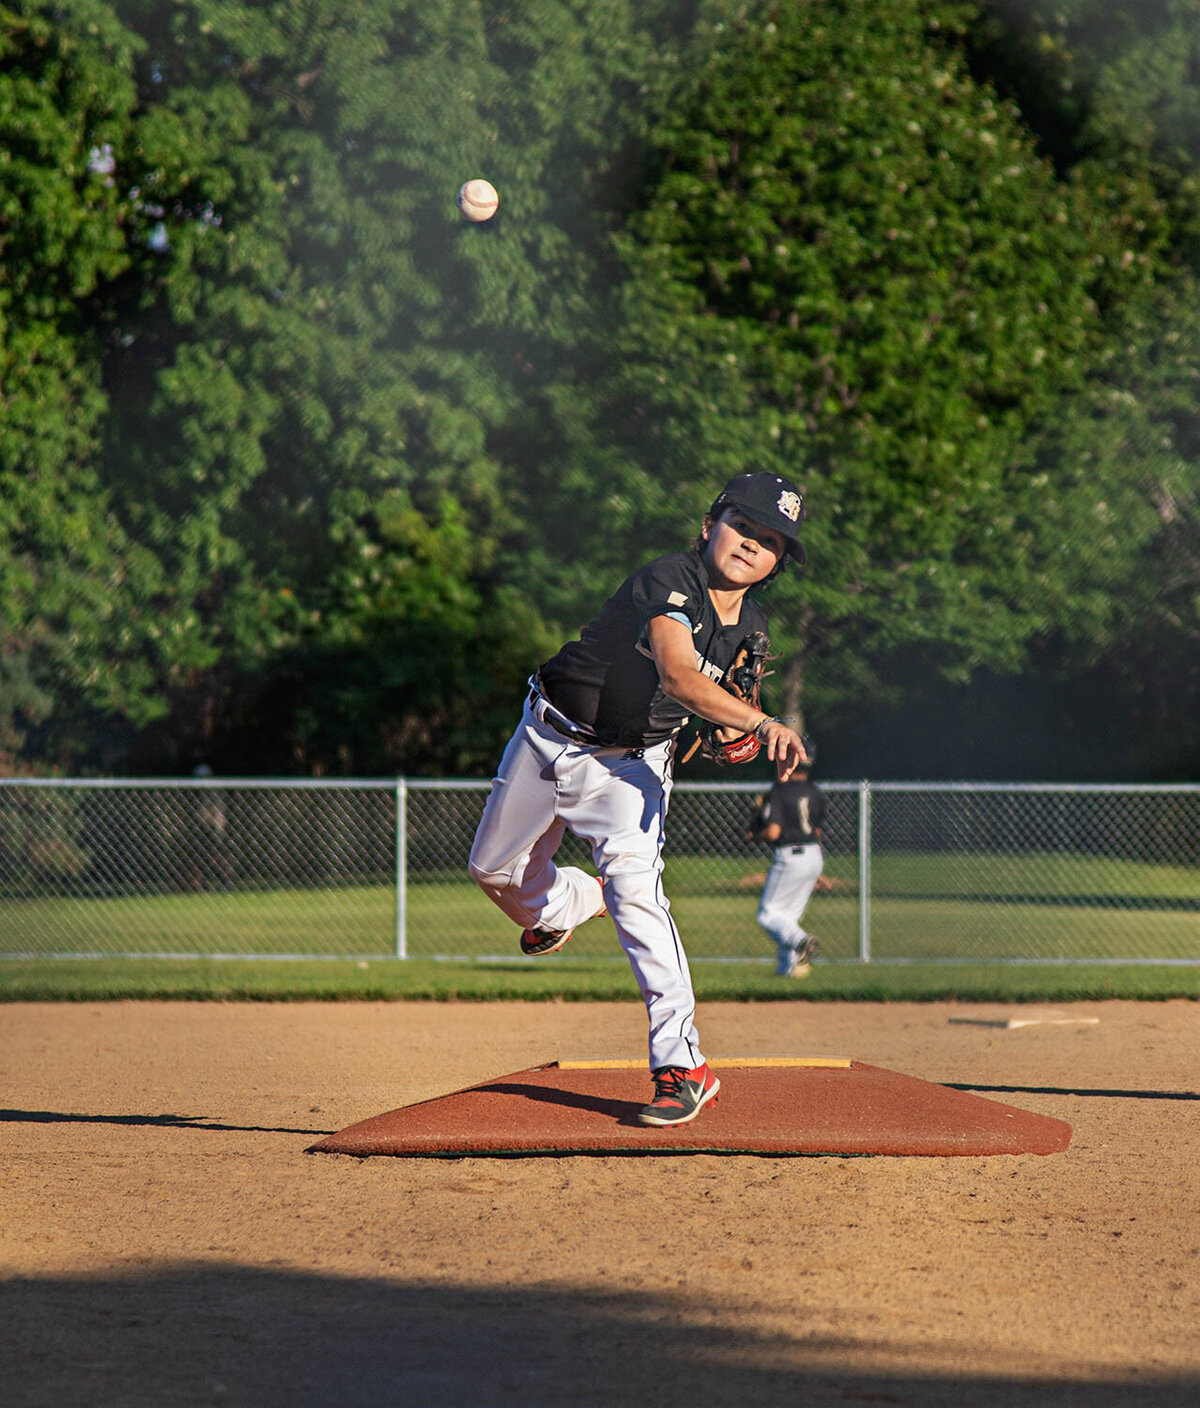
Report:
779,843,816,854
528,687,603,747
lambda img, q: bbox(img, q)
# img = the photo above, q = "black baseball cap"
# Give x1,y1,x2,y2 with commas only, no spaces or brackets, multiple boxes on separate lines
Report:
710,472,806,563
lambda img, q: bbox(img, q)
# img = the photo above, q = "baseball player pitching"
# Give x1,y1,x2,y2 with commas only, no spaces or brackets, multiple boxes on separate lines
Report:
468,472,809,1126
747,754,826,976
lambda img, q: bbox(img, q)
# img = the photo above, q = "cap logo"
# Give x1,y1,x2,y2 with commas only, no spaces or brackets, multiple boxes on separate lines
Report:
777,490,802,522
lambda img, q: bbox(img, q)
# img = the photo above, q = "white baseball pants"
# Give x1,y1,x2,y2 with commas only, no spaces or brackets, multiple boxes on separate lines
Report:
469,696,702,1072
757,842,824,974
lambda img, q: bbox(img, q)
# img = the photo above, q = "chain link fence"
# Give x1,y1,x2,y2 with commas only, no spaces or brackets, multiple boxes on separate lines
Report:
1,779,1197,963
0,780,400,959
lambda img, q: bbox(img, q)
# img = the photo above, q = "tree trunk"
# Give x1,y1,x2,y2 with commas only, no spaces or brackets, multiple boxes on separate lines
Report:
777,605,811,732
780,650,806,733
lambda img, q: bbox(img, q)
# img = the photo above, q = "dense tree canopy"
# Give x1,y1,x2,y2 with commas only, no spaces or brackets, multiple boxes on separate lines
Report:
1,0,1198,777
0,0,172,767
9,0,697,773
961,0,1200,775
590,0,1180,727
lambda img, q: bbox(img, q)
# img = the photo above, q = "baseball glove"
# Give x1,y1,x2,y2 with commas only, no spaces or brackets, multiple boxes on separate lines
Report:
696,630,770,766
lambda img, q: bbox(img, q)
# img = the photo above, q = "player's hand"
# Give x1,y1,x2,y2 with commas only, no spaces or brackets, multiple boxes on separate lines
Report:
758,719,808,781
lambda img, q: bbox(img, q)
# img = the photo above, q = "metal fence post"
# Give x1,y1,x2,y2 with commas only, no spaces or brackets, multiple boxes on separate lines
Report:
858,780,872,964
395,777,407,959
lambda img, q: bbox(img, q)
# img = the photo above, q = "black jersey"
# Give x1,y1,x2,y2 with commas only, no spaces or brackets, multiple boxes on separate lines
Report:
537,548,769,749
762,778,826,846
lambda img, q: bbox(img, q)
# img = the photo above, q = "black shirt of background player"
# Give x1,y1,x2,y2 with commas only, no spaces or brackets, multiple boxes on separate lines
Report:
762,778,826,847
537,548,770,750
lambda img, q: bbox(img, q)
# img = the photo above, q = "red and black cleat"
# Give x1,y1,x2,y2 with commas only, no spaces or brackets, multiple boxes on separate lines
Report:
519,925,573,956
638,1062,721,1127
519,879,607,957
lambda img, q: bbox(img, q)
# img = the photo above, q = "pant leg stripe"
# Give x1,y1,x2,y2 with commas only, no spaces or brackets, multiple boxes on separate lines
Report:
649,751,699,1067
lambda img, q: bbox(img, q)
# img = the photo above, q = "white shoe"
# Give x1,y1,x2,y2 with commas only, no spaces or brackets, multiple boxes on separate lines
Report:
779,936,818,978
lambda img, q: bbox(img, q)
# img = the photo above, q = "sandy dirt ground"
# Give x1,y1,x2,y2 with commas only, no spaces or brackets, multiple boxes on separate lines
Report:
2,998,1198,1407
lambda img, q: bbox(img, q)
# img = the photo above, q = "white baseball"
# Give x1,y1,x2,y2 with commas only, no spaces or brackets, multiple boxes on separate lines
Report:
457,178,499,222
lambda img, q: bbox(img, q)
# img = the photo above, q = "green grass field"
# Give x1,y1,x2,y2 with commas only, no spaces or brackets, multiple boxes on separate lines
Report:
0,885,398,957
0,955,1195,1003
1,849,1195,1002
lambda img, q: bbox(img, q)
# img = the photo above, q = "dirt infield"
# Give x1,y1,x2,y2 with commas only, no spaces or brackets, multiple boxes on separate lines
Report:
2,999,1198,1406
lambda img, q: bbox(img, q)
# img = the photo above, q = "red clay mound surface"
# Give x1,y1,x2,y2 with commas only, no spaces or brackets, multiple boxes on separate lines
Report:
309,1058,1072,1159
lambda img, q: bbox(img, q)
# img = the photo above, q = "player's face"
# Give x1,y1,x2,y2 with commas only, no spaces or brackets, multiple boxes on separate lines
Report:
703,510,785,587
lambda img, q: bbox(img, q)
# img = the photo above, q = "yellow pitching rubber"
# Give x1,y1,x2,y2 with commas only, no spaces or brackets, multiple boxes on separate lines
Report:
557,1056,852,1070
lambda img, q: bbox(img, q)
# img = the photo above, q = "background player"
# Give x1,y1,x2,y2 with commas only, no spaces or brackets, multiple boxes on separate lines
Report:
468,473,809,1126
748,751,827,977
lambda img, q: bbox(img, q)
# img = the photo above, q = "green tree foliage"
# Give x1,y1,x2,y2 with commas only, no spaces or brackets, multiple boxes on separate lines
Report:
0,0,170,765
966,1,1200,773
971,1,1200,172
95,0,694,773
591,0,1173,726
4,0,1199,778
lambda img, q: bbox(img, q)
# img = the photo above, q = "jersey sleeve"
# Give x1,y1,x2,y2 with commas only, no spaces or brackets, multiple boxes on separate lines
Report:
630,554,704,632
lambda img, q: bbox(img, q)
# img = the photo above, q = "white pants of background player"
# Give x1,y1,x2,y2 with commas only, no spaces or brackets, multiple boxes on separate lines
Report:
757,842,824,975
468,695,702,1073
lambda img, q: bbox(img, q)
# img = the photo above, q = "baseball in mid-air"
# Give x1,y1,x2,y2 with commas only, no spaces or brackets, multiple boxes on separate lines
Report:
457,178,499,222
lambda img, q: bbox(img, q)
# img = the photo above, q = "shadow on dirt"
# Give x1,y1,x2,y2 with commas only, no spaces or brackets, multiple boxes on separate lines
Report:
4,1266,1196,1408
946,1084,1199,1102
0,1108,332,1135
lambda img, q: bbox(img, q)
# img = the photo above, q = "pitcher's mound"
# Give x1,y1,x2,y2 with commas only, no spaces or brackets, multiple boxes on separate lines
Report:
309,1058,1071,1159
